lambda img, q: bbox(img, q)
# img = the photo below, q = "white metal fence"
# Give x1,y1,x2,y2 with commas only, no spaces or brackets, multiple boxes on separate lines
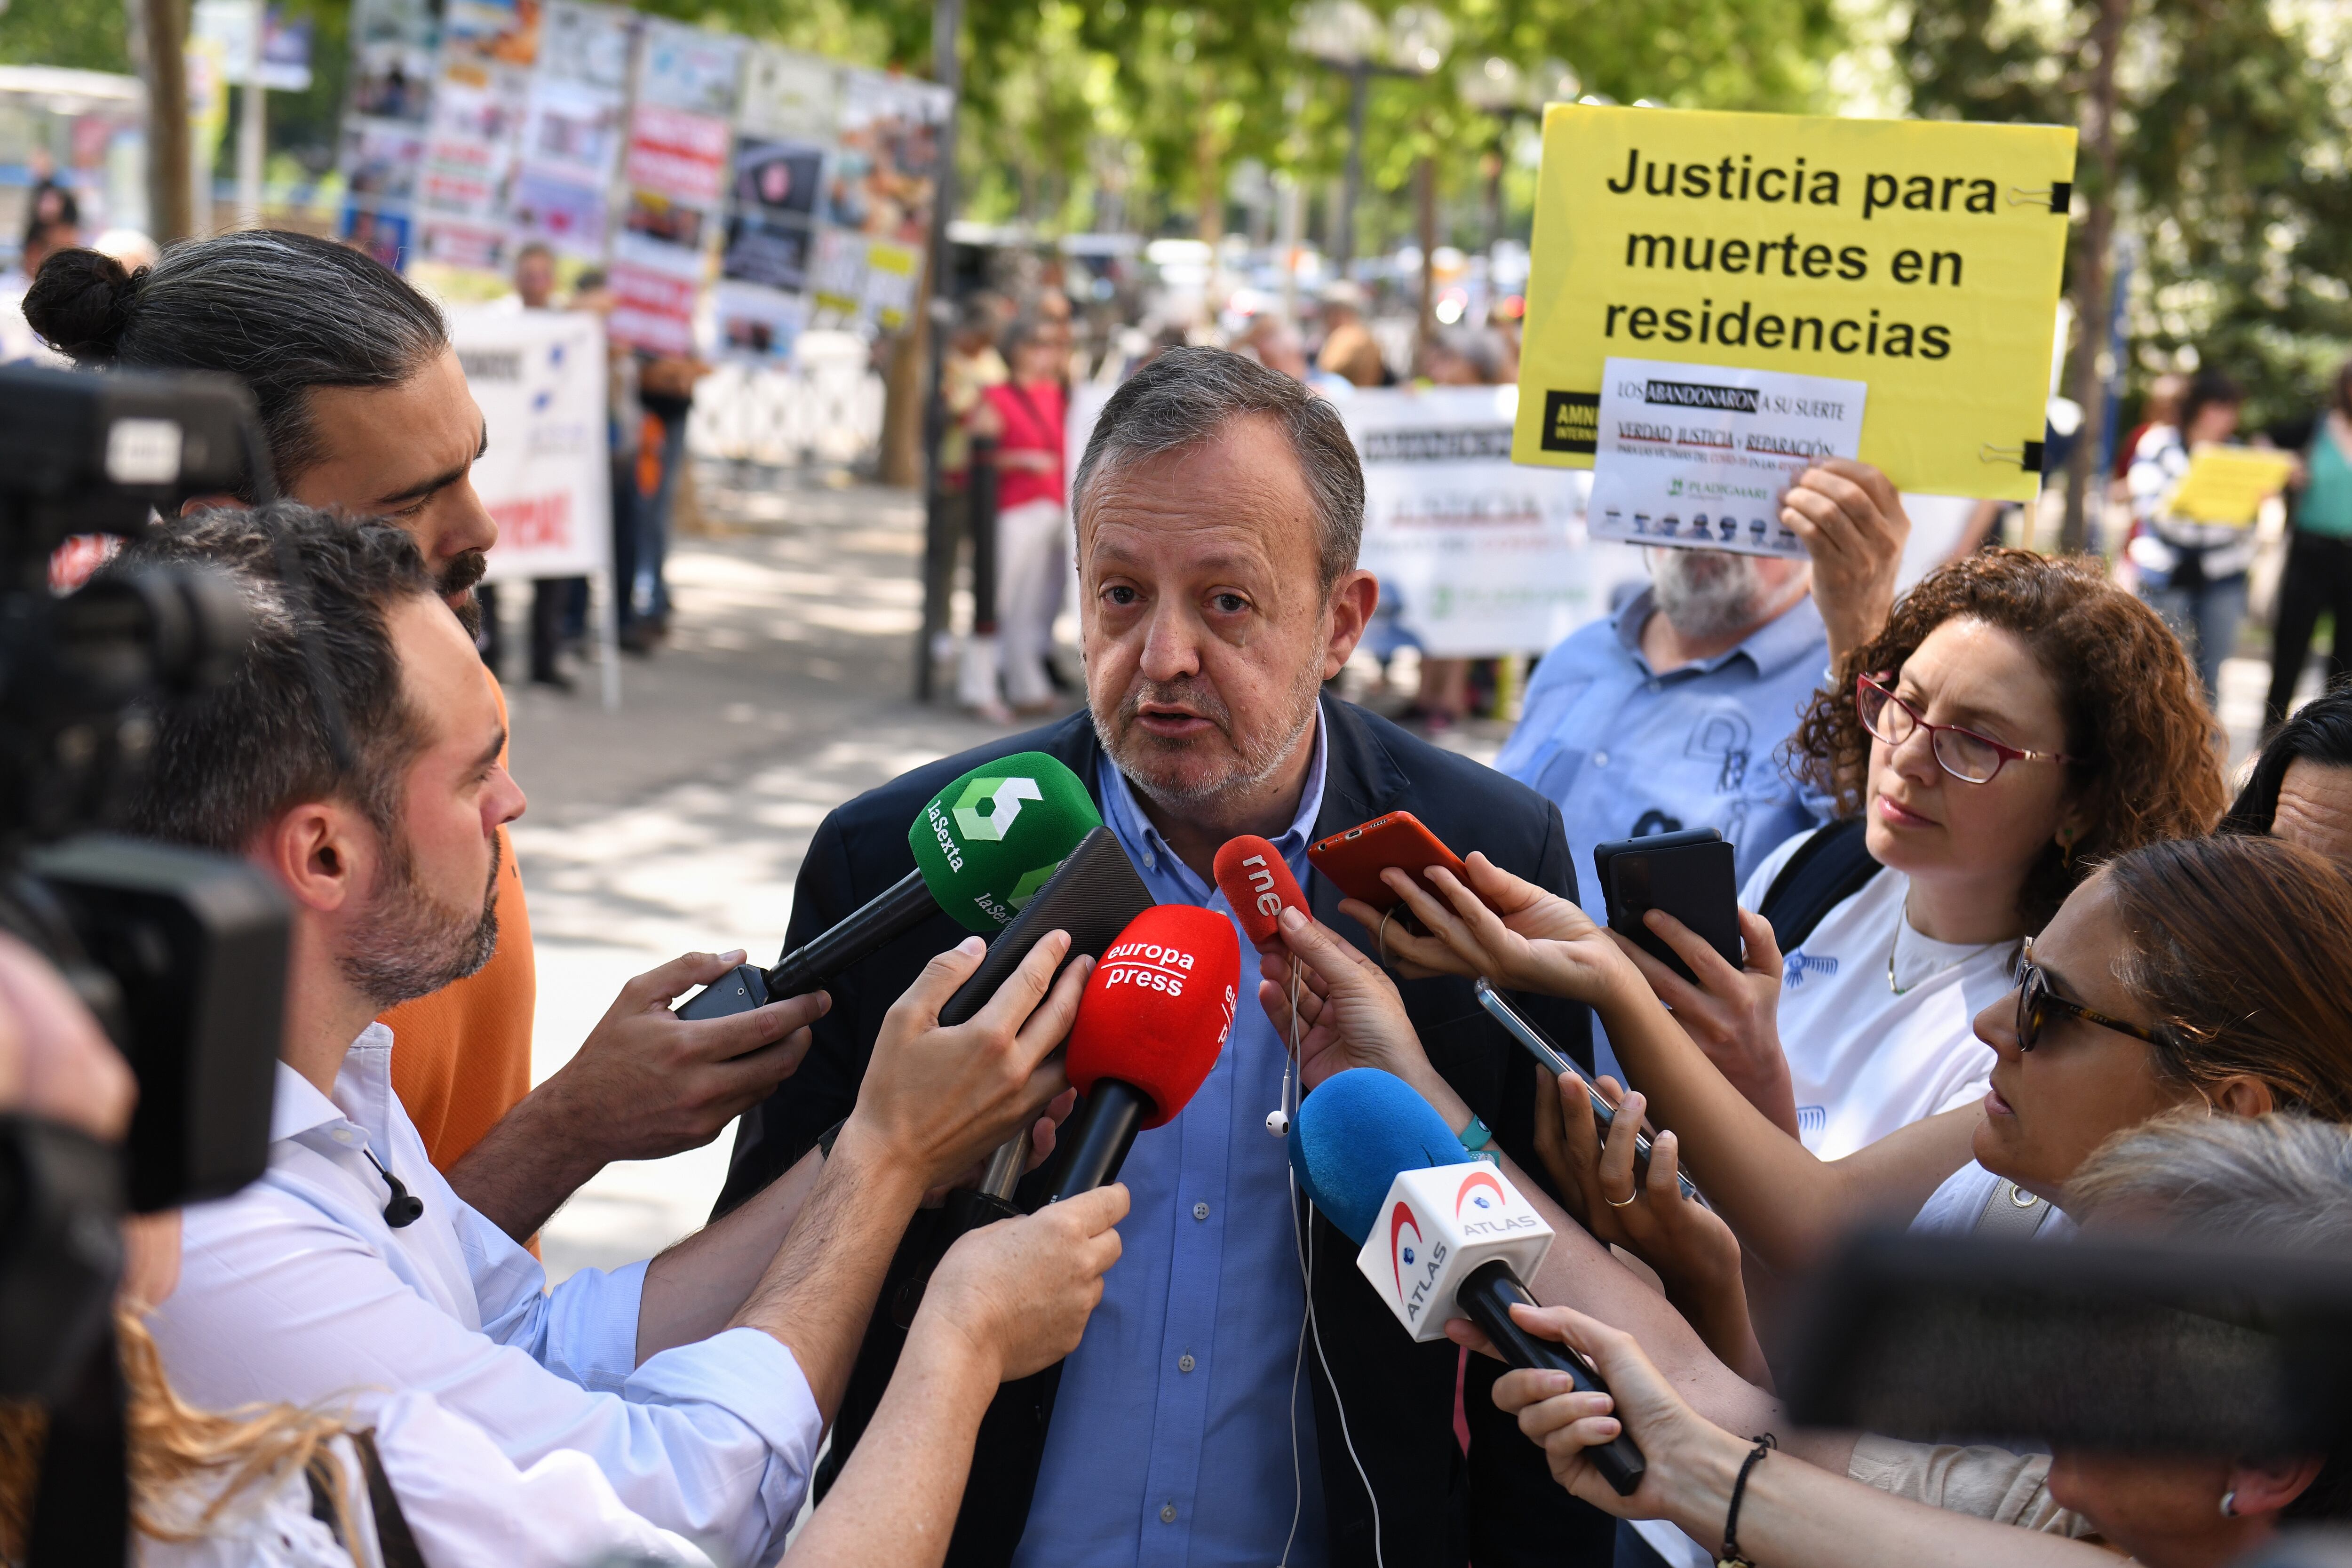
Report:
686,330,887,468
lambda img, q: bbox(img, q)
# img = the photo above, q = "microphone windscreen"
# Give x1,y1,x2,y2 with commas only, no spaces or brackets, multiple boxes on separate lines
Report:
1287,1068,1471,1245
1065,905,1239,1130
1213,835,1309,947
907,751,1103,935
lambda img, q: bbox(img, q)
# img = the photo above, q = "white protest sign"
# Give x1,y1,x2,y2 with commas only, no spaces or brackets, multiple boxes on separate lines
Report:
1589,356,1865,559
445,306,613,583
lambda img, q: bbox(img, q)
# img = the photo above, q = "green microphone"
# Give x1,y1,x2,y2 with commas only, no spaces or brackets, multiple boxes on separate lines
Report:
678,752,1101,1019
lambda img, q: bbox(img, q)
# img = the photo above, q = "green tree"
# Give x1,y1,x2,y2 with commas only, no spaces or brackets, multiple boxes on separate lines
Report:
0,0,131,74
1900,0,2352,497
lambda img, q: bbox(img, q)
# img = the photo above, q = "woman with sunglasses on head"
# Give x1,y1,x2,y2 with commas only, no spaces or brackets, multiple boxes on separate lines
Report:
1603,548,2222,1168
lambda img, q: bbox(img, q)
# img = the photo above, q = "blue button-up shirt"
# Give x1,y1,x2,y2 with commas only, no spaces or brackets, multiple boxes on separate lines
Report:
1496,585,1832,917
1013,723,1330,1568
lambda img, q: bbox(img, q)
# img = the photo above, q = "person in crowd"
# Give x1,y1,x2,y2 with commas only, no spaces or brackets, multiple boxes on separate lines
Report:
2263,360,2352,729
571,266,642,675
1403,327,1513,732
1484,1111,2352,1568
718,346,1614,1565
2222,684,2352,863
958,316,1069,724
0,933,1117,1568
1375,831,2352,1282
940,296,1009,494
2128,365,2249,700
628,338,707,653
1238,313,1312,382
2112,371,2185,487
477,239,586,692
1270,828,2352,1561
1623,549,2223,1155
1499,466,1911,904
117,504,1107,1567
24,233,786,1248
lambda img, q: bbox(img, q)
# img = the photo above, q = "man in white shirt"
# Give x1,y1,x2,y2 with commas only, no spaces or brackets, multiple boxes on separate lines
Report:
132,505,1094,1568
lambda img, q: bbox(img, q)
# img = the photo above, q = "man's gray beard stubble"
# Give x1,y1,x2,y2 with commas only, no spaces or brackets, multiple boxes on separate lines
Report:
1649,548,1771,643
338,828,502,1011
1094,657,1323,814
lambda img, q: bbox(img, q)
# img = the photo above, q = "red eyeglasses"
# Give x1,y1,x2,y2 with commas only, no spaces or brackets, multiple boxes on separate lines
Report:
1856,674,2078,785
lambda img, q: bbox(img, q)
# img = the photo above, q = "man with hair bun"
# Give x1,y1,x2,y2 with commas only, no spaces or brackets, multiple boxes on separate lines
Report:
22,232,798,1247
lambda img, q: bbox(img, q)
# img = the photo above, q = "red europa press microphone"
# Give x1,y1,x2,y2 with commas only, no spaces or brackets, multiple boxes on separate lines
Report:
1212,835,1310,949
1049,905,1240,1201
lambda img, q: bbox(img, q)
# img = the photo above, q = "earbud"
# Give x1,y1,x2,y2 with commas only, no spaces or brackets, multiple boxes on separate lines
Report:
1265,1108,1290,1138
365,1148,424,1229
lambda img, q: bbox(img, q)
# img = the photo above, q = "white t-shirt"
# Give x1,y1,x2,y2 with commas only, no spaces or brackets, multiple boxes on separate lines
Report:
1910,1159,2076,1240
1744,828,2015,1160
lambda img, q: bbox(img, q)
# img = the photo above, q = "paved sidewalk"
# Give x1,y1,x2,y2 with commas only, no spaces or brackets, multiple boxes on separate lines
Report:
510,469,1029,1281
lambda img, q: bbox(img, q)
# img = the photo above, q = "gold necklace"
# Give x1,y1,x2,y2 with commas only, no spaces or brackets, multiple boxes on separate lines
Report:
1886,921,2012,995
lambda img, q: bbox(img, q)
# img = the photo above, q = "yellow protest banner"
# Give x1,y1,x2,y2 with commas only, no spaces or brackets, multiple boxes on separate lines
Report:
2166,445,2298,527
1512,105,2076,500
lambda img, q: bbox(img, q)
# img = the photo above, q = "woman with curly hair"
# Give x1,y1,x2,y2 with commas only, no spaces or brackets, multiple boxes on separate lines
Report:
1603,547,2225,1161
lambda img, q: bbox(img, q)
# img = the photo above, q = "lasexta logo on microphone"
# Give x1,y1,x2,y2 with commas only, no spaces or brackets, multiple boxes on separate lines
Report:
953,774,1043,841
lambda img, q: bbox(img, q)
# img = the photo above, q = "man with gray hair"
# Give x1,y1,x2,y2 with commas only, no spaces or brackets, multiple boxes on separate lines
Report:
720,345,1615,1565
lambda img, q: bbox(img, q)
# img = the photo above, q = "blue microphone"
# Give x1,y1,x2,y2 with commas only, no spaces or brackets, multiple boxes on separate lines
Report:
1288,1069,1646,1496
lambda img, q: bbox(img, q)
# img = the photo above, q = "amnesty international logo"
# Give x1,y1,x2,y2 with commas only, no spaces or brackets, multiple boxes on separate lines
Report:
1541,390,1599,454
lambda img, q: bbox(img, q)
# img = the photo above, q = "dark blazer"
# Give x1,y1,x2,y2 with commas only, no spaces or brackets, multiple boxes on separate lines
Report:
717,697,1612,1568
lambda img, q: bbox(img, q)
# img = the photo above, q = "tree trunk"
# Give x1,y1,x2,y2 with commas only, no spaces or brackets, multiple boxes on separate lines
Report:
1414,153,1437,372
880,271,929,488
2058,0,2130,555
144,0,193,243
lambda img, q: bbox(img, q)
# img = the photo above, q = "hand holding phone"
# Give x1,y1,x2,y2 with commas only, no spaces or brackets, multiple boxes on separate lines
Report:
1591,829,1741,986
1307,811,1469,912
1474,979,1699,1202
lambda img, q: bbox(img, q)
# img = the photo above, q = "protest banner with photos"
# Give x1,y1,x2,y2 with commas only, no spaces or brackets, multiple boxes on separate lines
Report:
413,0,540,271
509,1,634,259
1514,105,2076,501
607,19,743,354
337,0,436,267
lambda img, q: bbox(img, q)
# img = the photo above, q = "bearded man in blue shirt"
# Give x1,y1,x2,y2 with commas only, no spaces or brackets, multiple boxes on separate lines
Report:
1497,459,1913,911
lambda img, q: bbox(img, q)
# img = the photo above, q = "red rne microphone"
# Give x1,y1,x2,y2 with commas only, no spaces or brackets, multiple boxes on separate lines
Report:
1051,905,1240,1199
1213,835,1310,949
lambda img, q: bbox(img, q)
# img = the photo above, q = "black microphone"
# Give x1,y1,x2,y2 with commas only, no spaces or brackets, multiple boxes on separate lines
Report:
677,752,1101,1020
364,1149,423,1229
1455,1261,1645,1492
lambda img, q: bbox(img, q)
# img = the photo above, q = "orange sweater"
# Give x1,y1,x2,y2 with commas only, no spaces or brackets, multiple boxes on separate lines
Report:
382,677,536,1171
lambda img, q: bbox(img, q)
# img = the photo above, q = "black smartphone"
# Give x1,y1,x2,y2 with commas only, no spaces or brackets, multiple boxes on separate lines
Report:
1473,979,1700,1202
1591,827,1741,986
937,825,1155,1026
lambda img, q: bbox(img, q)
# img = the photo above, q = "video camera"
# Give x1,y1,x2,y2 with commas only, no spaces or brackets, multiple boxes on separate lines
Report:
0,362,291,1405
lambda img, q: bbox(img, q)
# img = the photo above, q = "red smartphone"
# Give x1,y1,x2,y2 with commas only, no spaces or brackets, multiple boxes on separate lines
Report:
1307,811,1469,911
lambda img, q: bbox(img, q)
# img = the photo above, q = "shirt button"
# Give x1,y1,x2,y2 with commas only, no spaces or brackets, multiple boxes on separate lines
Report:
1192,1202,1210,1221
1593,750,1610,767
1160,1503,1177,1524
1647,678,1661,691
331,1129,354,1144
1178,1353,1196,1373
